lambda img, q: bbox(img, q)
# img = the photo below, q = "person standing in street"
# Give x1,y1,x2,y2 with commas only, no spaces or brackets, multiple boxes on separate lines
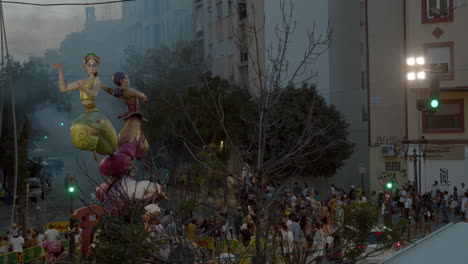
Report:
442,190,450,223
9,230,24,257
44,224,60,242
0,188,5,207
462,192,468,223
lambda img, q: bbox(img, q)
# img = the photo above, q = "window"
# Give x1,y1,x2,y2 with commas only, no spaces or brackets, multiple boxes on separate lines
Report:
153,0,160,16
216,21,223,42
228,1,233,15
144,0,150,17
423,99,464,133
240,51,248,63
361,105,368,122
196,6,203,32
216,2,223,19
422,0,453,23
208,8,212,24
385,162,401,172
360,1,365,26
239,2,247,20
239,65,249,87
423,42,454,80
227,16,233,39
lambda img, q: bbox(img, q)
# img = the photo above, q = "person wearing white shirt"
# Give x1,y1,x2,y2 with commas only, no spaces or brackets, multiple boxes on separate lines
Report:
462,193,468,222
44,224,60,242
405,194,413,219
9,230,24,254
280,224,294,254
399,189,407,216
460,183,467,197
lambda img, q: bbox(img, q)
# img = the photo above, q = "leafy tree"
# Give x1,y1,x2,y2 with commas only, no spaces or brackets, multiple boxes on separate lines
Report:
335,202,409,262
89,199,154,264
0,56,71,188
260,84,354,180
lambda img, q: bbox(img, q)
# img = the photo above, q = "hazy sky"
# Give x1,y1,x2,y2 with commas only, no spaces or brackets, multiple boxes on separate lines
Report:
3,0,121,61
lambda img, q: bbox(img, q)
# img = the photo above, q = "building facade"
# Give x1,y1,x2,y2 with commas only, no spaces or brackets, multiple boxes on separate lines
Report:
326,0,370,192
122,0,193,52
367,0,468,193
194,0,330,93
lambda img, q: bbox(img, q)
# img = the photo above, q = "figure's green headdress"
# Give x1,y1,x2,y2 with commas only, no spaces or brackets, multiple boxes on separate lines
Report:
84,53,101,64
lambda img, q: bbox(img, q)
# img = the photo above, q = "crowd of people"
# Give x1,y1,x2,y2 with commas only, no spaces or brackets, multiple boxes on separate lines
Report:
143,180,468,263
382,180,468,237
0,223,78,259
2,180,467,263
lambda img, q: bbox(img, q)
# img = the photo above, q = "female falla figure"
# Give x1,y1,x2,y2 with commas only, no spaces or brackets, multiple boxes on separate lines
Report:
101,72,149,159
52,53,118,156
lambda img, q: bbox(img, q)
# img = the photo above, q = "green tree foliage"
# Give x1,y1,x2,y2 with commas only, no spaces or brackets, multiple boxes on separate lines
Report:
258,84,354,179
335,202,409,262
0,56,70,187
122,43,203,180
89,199,154,264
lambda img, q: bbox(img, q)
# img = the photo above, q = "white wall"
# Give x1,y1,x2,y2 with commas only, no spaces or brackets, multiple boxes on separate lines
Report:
407,146,468,193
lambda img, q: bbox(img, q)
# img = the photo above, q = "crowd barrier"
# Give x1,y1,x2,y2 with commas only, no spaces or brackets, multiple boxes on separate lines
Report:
0,240,71,263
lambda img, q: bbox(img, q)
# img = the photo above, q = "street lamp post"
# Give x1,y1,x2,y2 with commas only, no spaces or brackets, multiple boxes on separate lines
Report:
412,148,418,193
401,136,427,194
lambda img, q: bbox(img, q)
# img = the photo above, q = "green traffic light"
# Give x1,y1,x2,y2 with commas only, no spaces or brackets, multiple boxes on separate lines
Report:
60,122,64,126
430,99,439,108
386,183,393,189
68,186,75,193
44,136,48,139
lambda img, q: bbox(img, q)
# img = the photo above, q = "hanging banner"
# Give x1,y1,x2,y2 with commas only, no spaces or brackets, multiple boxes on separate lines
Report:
44,221,70,232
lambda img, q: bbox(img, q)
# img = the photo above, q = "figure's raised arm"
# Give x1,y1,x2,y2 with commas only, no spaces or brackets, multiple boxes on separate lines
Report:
101,84,115,96
52,64,81,92
129,88,148,104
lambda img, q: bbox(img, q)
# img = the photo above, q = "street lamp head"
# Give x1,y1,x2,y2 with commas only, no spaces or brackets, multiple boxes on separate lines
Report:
417,71,426,80
407,57,416,66
416,57,425,65
407,72,416,80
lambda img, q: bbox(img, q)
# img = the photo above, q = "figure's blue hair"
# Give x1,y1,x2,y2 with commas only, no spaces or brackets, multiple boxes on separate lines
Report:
113,72,126,87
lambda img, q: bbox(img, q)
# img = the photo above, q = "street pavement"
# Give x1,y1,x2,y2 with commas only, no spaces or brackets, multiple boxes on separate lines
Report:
0,153,100,234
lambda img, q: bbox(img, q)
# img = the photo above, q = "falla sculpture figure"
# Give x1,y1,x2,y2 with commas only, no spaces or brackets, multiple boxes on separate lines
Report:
101,72,149,160
52,53,118,157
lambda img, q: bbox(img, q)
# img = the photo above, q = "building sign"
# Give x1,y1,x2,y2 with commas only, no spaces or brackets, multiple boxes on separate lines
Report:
425,145,465,160
439,168,450,186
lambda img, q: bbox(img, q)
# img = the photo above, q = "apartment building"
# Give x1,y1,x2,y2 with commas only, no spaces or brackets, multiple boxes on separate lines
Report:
367,0,468,193
122,0,193,51
194,0,329,98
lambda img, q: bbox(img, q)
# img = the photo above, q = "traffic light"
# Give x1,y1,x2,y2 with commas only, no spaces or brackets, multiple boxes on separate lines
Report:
428,76,440,109
66,175,76,193
386,182,393,190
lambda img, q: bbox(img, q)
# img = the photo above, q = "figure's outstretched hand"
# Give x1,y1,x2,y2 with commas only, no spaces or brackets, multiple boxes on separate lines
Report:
143,97,148,104
52,64,63,69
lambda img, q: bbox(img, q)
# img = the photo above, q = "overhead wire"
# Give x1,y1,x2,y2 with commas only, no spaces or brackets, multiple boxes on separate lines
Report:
0,0,140,232
1,0,135,7
0,0,19,236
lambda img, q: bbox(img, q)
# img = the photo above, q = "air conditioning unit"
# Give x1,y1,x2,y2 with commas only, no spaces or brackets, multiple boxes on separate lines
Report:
380,144,396,157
